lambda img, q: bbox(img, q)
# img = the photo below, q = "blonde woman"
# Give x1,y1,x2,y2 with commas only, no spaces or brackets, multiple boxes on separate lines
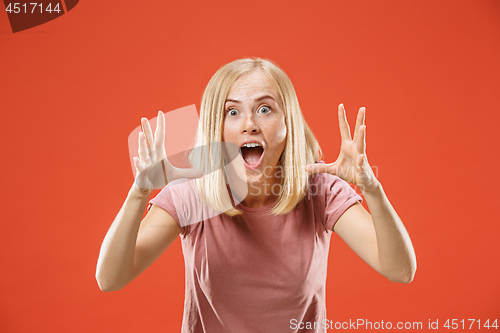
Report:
96,58,416,333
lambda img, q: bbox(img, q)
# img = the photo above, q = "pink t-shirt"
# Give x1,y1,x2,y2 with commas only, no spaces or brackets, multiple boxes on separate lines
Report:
150,173,362,333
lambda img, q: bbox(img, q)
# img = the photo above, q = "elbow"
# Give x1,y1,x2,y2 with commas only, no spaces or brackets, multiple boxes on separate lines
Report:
96,278,124,292
97,282,120,293
388,272,414,284
386,263,417,284
95,271,125,292
383,252,417,284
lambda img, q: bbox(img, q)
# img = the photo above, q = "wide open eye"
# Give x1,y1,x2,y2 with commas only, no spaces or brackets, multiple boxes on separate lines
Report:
258,106,271,114
228,108,239,116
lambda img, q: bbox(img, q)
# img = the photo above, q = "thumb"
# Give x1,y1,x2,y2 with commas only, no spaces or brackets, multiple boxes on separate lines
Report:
305,164,330,174
357,154,366,170
177,168,204,180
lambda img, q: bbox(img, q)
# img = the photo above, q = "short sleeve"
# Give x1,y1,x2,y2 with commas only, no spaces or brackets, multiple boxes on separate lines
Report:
149,183,185,234
148,178,224,236
322,174,363,231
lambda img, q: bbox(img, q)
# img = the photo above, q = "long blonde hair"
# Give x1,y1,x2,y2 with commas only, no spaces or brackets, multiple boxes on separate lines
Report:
189,58,322,216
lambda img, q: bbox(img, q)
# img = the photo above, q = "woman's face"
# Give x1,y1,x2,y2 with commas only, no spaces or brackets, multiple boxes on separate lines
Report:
222,70,287,183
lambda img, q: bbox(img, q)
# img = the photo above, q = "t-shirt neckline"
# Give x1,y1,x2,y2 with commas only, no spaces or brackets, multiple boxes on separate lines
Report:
236,200,275,214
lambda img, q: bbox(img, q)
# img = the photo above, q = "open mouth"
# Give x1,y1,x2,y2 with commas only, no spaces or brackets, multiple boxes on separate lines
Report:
240,142,264,168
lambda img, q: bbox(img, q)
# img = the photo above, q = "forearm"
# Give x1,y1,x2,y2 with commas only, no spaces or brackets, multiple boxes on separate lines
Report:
95,185,152,291
363,183,416,283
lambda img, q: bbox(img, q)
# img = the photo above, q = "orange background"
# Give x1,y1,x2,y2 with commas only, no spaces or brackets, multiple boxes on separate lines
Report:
1,1,499,332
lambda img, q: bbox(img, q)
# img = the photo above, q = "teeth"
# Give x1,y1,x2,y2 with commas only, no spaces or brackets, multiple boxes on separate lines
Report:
242,143,261,148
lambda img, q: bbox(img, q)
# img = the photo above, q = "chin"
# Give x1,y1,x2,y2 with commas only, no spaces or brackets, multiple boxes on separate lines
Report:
244,172,264,184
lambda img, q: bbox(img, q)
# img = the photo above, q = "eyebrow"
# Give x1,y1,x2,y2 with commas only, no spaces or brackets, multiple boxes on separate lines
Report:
225,95,276,104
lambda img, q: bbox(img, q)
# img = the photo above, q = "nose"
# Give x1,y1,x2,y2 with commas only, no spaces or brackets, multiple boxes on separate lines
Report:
242,113,259,133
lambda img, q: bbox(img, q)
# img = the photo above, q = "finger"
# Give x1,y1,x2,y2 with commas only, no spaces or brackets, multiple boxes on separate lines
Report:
138,132,150,163
141,118,154,153
357,125,366,154
353,107,365,144
338,104,352,141
154,110,165,149
133,156,143,173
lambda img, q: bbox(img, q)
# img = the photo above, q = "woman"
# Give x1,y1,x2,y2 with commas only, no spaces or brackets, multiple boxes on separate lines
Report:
96,58,416,332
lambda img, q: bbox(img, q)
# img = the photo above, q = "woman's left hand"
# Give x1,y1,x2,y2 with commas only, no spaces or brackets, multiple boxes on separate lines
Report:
305,104,379,193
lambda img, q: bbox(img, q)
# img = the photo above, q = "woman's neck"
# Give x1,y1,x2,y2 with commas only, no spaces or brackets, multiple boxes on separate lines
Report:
241,176,282,208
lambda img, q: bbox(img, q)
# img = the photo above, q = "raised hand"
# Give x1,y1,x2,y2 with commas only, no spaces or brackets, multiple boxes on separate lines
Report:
305,104,379,193
133,111,203,192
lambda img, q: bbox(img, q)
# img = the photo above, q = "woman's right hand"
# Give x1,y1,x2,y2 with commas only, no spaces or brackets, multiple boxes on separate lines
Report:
133,111,203,193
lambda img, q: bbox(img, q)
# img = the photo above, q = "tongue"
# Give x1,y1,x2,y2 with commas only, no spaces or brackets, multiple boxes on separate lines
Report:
241,147,263,164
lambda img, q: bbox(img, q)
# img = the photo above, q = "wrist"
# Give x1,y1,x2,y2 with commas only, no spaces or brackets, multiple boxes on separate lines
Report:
359,179,382,197
129,183,153,199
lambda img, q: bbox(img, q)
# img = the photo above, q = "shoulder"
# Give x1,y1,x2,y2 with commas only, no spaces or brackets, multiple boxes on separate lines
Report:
151,178,223,231
149,179,197,231
307,172,363,231
150,178,196,211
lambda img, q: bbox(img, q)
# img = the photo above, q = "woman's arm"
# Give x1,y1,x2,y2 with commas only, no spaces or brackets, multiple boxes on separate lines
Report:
96,111,202,291
95,186,180,292
334,188,416,283
306,104,416,283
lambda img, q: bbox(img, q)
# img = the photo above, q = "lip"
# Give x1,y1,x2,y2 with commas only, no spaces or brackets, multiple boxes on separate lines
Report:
239,140,265,169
